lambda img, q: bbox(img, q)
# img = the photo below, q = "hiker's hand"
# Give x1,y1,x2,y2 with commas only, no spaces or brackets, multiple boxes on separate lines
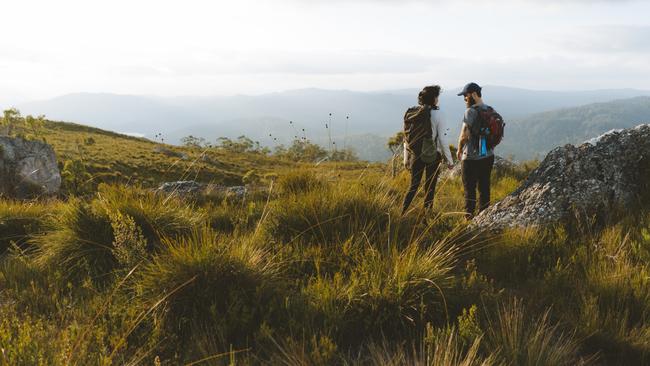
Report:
447,163,454,170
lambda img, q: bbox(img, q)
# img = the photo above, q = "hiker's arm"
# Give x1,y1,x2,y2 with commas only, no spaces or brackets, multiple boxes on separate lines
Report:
434,111,454,164
457,124,469,161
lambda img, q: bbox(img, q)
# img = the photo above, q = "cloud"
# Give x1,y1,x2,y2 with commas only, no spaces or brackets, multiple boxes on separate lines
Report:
113,50,446,77
557,26,650,54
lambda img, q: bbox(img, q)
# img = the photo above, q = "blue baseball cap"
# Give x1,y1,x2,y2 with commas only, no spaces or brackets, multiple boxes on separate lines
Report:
457,82,482,96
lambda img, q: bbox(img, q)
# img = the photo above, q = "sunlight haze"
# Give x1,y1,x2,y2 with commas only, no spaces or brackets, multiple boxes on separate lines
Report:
1,0,649,103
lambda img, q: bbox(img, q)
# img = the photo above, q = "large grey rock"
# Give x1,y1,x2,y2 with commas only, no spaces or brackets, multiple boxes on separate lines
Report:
473,124,650,229
0,136,61,198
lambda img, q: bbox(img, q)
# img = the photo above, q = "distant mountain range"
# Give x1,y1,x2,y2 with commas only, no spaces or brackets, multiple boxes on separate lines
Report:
9,86,650,161
501,96,650,160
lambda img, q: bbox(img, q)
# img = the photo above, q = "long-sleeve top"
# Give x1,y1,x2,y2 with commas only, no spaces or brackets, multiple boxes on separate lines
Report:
403,108,453,165
432,109,453,164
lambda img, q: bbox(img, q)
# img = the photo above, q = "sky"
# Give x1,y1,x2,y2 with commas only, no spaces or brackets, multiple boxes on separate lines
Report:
1,0,649,104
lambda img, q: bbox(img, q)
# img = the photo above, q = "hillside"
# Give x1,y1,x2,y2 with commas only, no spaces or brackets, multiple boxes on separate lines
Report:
500,96,650,160
15,87,650,161
40,119,292,189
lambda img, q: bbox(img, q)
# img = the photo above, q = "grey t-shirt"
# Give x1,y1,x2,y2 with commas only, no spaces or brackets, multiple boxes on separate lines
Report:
462,103,494,161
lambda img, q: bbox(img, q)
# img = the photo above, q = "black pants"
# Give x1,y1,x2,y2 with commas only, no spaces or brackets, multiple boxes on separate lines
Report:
402,156,441,214
461,155,494,218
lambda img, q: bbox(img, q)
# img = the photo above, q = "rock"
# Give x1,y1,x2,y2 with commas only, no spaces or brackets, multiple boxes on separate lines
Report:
0,136,61,198
153,146,188,160
472,124,650,229
156,181,248,199
156,181,204,195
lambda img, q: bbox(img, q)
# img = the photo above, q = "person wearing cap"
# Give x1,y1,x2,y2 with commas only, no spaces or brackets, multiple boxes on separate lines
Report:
401,85,454,215
456,82,495,219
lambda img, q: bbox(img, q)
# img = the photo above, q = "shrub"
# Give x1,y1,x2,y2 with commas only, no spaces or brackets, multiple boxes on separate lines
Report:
483,299,592,366
365,326,493,366
266,183,392,245
33,200,115,282
33,185,206,283
0,200,54,255
133,228,284,350
95,184,205,245
304,240,459,345
276,170,327,196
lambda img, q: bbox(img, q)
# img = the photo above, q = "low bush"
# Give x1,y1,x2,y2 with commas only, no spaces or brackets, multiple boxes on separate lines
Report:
266,183,393,245
0,200,55,255
276,170,327,196
33,185,206,284
483,298,593,366
133,228,285,353
304,239,459,346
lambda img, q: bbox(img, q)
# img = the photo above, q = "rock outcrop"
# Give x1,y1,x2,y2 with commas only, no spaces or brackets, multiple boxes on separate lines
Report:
156,181,248,199
473,124,650,229
0,136,61,198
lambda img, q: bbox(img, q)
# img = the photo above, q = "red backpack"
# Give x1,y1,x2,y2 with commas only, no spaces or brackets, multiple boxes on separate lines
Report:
474,106,505,149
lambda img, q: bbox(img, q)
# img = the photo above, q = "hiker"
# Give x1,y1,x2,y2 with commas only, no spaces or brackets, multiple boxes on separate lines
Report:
456,82,504,219
401,85,454,215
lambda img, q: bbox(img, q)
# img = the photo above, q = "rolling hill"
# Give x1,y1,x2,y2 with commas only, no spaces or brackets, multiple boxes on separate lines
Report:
39,119,292,189
499,96,650,160
13,87,650,161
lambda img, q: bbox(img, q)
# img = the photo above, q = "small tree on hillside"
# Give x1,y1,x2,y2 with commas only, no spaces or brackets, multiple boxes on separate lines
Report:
216,135,269,154
329,148,358,162
387,131,405,177
181,135,208,148
1,108,46,140
275,138,329,162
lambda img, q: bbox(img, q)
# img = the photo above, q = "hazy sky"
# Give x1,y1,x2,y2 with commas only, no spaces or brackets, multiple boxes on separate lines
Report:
1,0,649,103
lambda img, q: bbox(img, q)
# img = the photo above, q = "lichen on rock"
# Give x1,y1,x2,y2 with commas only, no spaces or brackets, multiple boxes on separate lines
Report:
473,124,650,230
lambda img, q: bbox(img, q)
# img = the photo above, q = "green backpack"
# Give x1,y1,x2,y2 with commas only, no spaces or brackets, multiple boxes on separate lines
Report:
403,106,437,165
421,136,437,163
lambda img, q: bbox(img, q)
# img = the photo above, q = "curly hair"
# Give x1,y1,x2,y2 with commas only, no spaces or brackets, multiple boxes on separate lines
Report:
418,85,442,106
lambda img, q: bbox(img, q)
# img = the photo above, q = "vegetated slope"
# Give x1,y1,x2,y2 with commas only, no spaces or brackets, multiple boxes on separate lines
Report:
41,119,290,188
17,87,650,161
1,162,649,364
500,96,650,160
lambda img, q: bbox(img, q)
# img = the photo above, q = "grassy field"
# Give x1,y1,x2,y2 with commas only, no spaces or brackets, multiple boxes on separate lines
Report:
1,121,650,365
41,120,296,190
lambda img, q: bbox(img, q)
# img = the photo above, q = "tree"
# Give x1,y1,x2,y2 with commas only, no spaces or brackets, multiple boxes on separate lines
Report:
387,131,405,177
274,138,328,162
1,108,46,139
181,135,208,148
216,135,268,155
329,148,358,162
1,108,21,136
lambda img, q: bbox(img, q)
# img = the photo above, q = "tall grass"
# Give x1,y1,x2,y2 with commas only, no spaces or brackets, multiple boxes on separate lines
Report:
32,184,206,284
303,238,460,346
483,299,594,366
0,200,57,255
2,159,649,364
133,227,284,353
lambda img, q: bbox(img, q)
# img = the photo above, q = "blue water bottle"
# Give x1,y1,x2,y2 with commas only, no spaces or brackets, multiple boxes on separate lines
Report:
479,136,487,156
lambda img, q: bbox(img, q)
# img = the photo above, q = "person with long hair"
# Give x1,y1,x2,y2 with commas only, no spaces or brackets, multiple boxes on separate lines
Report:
401,85,454,215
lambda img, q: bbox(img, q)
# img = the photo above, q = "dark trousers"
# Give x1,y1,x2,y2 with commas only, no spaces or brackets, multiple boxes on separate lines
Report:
402,156,441,214
461,155,494,218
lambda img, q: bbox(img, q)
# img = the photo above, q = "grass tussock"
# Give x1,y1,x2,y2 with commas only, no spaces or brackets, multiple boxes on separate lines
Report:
483,299,593,366
133,227,284,348
2,157,649,364
0,200,58,255
276,170,328,196
266,181,395,245
32,184,206,283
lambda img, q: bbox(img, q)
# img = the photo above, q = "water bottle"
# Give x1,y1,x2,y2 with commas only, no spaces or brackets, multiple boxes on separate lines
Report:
479,136,487,156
